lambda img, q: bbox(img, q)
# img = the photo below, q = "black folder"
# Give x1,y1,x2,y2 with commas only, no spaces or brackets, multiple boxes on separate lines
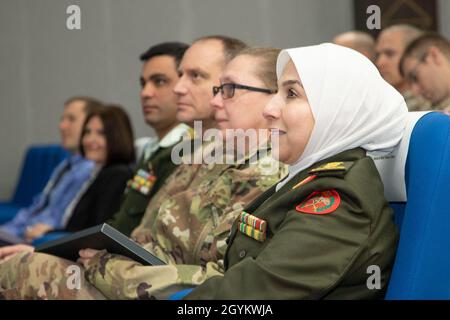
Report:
35,223,166,266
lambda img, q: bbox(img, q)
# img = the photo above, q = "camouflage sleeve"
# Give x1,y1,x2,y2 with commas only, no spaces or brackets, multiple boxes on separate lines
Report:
0,251,106,300
226,156,287,210
84,250,223,300
83,205,240,300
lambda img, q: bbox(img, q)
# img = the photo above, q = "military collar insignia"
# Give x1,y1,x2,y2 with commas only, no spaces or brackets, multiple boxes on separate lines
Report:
159,123,192,148
238,211,267,242
292,174,317,190
295,189,341,215
308,161,354,175
127,169,157,196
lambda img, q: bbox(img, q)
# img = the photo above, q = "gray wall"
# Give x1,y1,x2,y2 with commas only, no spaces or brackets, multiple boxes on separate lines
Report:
1,0,449,200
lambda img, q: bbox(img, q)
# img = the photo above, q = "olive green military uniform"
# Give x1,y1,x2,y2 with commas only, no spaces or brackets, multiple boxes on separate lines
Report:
0,142,287,300
107,124,190,236
186,148,398,300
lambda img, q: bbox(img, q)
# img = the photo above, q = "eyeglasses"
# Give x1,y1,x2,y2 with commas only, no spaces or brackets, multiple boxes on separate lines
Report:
406,52,428,84
212,83,277,99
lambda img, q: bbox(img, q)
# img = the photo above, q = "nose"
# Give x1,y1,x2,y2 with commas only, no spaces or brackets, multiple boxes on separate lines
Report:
263,94,282,122
141,83,155,99
375,54,385,69
83,131,98,147
59,119,68,132
210,91,224,110
173,76,188,96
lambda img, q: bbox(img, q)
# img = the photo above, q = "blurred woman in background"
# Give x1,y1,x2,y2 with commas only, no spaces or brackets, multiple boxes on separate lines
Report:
24,105,135,241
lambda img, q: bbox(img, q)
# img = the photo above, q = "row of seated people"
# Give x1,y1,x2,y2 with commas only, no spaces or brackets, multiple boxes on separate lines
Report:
0,34,449,300
334,24,450,114
0,102,135,244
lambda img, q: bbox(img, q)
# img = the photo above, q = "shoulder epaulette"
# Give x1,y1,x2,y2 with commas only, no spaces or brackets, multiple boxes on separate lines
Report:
308,161,354,175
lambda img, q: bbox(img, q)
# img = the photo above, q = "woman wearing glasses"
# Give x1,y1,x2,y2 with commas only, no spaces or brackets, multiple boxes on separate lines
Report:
0,47,287,299
186,43,407,299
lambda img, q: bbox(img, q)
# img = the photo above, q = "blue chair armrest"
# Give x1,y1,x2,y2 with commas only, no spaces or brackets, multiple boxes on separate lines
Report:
32,231,72,246
168,288,194,300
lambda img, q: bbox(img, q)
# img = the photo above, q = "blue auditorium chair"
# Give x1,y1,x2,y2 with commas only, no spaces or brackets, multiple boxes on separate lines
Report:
0,144,69,224
384,112,450,300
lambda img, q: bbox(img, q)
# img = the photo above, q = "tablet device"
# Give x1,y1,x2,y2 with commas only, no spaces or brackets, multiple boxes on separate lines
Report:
35,223,166,266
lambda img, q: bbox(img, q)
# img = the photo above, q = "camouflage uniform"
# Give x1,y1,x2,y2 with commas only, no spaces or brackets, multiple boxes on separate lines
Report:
402,90,431,112
0,251,105,300
435,97,450,115
0,141,287,300
107,124,191,236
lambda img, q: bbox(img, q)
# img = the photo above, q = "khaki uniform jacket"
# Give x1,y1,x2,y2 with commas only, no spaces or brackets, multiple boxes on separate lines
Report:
186,148,398,300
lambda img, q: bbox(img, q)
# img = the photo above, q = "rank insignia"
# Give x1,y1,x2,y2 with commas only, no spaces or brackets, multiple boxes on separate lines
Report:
127,169,157,196
292,175,317,190
238,211,267,242
295,189,340,215
309,161,353,174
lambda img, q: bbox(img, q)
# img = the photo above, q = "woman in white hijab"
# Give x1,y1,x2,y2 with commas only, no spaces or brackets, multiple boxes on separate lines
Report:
185,43,407,300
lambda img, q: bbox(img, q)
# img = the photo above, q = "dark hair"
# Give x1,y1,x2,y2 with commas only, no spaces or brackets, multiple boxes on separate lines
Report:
139,42,189,67
64,96,103,114
194,35,248,64
400,32,450,76
80,105,135,165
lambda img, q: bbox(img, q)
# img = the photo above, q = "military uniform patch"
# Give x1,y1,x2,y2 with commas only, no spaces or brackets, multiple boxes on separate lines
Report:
309,161,353,175
238,211,267,242
295,189,340,215
127,169,157,196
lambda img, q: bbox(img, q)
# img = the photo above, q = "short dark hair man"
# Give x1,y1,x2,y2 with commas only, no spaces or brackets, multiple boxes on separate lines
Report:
106,42,191,235
400,33,450,113
375,24,430,111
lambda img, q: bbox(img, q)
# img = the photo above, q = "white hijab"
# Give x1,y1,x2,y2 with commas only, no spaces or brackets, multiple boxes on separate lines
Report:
275,43,408,191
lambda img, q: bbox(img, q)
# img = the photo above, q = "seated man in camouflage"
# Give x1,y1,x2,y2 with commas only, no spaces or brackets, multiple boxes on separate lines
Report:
0,37,286,300
108,41,191,236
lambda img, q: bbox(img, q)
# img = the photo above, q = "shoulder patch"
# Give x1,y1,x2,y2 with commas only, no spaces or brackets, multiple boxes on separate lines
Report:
309,161,354,175
295,189,341,215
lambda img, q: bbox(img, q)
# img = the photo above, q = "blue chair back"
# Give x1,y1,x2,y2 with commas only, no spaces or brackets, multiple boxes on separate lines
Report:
386,112,450,299
11,144,69,207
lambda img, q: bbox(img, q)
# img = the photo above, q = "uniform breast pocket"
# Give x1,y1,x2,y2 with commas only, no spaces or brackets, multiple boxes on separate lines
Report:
124,191,151,216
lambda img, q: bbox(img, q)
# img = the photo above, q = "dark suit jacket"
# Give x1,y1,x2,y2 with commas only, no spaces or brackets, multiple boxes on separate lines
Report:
63,164,132,232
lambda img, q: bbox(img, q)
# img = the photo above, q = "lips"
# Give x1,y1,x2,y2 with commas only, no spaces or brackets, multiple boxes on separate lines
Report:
143,105,159,113
269,128,286,136
215,117,228,123
177,102,191,109
85,146,102,152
